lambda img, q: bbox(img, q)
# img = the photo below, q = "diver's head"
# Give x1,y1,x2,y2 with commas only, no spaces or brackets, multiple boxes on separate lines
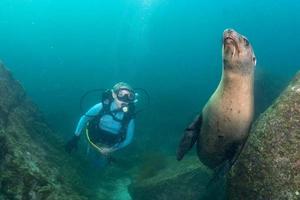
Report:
112,82,135,111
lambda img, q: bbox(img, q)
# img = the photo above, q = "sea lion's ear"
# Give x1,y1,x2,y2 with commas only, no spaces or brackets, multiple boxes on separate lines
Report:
176,114,202,161
253,56,256,66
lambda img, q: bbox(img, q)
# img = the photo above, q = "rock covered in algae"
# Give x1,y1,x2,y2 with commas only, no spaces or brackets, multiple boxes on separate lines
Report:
0,61,87,199
228,71,300,200
128,156,215,200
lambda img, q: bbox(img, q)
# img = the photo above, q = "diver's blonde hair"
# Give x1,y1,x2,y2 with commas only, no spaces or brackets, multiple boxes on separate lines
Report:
112,82,133,93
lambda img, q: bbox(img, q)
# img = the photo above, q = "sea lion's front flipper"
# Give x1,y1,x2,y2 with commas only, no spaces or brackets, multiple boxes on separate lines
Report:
176,114,202,161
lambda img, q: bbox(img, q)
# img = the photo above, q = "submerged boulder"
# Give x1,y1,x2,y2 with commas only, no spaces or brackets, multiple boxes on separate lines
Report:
0,61,87,199
128,156,216,200
228,71,300,200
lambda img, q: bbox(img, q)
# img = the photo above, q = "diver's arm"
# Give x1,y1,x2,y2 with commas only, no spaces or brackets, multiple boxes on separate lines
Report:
74,103,103,136
112,119,135,151
66,103,102,153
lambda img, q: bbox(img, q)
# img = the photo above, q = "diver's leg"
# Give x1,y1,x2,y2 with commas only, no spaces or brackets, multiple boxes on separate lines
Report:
90,149,107,168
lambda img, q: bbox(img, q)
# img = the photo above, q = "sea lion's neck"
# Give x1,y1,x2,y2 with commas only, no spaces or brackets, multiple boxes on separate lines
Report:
223,61,254,75
220,64,254,91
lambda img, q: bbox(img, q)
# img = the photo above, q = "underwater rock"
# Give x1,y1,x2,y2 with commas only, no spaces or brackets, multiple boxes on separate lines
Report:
128,156,216,200
228,71,300,200
0,61,87,199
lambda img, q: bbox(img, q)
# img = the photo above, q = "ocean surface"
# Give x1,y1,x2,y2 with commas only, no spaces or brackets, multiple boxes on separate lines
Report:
0,0,299,199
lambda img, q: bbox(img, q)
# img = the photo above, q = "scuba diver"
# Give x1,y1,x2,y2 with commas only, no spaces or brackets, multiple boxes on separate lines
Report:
65,82,136,162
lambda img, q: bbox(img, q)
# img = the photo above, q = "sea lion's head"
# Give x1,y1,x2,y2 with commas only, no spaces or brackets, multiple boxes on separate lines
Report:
222,29,256,74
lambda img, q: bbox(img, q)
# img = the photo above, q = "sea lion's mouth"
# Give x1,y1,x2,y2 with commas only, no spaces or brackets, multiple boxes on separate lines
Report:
223,36,239,58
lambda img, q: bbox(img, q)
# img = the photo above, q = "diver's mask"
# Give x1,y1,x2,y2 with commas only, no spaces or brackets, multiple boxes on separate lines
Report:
116,88,135,103
115,88,136,112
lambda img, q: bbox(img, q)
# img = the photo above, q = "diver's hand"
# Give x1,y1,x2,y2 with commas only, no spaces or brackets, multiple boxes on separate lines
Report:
100,147,114,156
65,135,80,153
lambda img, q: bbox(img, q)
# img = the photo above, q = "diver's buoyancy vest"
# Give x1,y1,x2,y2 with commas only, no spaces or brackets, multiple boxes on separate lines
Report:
87,89,135,146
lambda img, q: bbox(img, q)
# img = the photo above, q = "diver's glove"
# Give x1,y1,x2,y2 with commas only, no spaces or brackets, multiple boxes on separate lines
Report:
100,147,115,156
65,135,80,153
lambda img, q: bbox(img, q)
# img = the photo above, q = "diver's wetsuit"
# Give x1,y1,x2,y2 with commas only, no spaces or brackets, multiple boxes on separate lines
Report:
75,101,135,150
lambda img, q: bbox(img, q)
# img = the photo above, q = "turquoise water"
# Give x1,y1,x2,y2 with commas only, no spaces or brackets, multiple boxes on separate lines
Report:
0,0,299,199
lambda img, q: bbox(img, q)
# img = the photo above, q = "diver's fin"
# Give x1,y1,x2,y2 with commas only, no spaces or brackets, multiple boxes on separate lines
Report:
176,114,202,161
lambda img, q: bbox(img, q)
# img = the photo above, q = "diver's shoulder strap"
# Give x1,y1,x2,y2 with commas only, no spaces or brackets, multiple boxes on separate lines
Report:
101,89,113,114
88,90,112,129
118,105,135,142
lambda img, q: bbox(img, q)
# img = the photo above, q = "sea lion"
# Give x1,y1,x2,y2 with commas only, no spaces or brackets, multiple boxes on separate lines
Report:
177,29,256,169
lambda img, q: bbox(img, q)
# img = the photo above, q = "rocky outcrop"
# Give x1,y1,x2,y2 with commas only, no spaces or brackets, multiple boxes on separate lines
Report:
0,61,87,199
228,71,300,200
128,156,218,200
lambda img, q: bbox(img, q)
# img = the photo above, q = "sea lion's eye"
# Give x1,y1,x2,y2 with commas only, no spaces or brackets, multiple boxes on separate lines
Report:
243,37,249,46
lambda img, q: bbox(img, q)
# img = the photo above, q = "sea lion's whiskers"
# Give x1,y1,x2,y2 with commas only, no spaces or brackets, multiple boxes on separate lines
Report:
232,47,236,58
